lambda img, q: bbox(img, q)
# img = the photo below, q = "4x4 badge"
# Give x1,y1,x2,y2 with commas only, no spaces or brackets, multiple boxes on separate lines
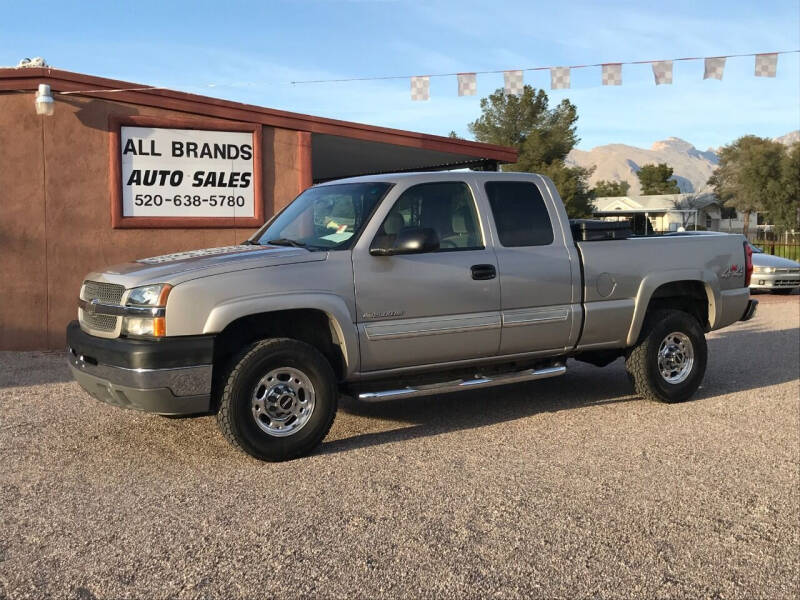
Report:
721,264,744,279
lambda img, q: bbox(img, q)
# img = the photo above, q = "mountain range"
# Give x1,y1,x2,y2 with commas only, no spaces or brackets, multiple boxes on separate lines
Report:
566,130,799,195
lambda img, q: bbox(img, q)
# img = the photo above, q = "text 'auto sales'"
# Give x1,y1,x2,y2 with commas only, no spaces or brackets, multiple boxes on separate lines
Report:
122,137,253,189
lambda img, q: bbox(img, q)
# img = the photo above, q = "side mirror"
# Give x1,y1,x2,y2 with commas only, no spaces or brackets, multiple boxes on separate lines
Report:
370,227,440,256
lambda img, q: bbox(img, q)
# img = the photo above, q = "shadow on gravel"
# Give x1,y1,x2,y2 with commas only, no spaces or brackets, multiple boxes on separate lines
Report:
322,365,639,455
0,351,72,389
700,325,800,396
322,325,799,456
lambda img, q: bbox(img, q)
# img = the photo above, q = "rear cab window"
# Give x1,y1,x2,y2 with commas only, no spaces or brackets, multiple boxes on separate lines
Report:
484,181,554,247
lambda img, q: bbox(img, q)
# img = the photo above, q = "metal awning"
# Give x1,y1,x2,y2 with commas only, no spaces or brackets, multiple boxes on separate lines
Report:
311,134,502,181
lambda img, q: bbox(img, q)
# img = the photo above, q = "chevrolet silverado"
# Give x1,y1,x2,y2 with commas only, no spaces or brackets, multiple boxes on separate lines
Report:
68,172,757,460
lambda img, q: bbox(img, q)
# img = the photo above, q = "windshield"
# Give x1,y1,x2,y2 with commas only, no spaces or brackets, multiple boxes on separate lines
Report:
253,182,392,250
747,242,763,254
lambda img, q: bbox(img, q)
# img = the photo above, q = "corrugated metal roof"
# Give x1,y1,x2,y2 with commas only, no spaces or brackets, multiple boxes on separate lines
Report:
594,192,718,212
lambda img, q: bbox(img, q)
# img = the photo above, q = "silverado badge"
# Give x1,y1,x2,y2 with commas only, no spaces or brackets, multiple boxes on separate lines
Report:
362,310,405,319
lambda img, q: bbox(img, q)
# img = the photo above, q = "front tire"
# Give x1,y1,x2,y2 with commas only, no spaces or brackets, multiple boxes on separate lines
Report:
216,338,338,461
625,310,707,403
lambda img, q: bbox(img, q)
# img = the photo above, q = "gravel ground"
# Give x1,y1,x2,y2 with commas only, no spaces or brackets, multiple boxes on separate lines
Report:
1,295,798,599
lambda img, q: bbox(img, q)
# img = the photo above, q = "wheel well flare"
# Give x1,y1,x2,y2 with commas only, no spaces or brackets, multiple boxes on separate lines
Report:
213,309,346,381
647,280,711,331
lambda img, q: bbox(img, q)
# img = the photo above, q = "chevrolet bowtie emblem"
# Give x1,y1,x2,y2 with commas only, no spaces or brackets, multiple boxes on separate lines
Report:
84,300,99,315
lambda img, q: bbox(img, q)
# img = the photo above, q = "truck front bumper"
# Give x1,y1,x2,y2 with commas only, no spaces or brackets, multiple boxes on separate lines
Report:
749,272,799,290
66,321,214,415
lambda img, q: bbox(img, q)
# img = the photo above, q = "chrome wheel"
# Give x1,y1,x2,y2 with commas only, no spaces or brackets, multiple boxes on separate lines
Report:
251,367,316,437
657,332,694,384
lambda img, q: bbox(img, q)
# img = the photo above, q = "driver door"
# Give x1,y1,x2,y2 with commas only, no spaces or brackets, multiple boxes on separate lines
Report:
352,179,501,372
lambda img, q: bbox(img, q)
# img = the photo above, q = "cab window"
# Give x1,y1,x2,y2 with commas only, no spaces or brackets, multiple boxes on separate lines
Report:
485,181,554,247
373,182,483,252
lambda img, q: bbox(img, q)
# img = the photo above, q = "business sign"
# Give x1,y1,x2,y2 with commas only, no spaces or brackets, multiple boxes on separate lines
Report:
109,117,263,229
120,126,255,218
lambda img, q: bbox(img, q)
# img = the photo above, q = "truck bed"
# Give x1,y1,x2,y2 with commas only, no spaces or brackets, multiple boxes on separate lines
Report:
575,233,751,350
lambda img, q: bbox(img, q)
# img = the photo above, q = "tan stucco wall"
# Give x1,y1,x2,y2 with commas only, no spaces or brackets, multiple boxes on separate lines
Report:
0,93,308,350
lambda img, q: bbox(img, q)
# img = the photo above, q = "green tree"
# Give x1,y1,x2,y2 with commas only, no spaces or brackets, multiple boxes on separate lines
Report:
447,130,461,139
775,143,800,231
468,85,594,217
539,162,595,217
708,136,787,236
593,180,630,197
637,163,681,195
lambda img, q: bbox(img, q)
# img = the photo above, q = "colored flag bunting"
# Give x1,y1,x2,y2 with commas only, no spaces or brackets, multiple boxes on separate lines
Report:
457,73,477,96
704,57,726,80
652,60,673,85
504,70,524,95
755,53,778,77
550,67,570,89
410,76,429,101
601,63,622,86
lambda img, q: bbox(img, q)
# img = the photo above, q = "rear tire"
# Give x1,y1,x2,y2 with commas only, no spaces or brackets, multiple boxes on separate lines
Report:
216,338,337,461
625,310,707,404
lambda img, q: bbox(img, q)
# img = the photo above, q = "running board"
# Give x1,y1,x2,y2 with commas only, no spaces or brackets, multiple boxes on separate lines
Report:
357,364,566,402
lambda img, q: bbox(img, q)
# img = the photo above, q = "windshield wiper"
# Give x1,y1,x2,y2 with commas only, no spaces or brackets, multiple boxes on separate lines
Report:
267,238,307,248
240,239,261,245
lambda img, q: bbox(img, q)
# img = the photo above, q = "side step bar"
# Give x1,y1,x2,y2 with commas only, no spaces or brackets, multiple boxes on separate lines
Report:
358,364,566,402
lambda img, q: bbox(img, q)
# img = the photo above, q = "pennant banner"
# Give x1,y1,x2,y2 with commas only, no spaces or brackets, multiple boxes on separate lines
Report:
410,76,430,101
602,63,622,86
457,73,477,96
366,50,800,101
652,60,673,85
704,57,726,80
504,70,523,95
550,67,570,90
755,53,778,77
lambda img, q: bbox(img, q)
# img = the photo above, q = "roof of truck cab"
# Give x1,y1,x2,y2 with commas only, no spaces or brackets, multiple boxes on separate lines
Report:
314,171,545,186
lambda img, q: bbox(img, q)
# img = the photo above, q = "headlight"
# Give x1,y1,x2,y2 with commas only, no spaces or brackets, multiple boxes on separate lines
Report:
127,284,171,306
123,317,162,337
123,284,171,337
752,266,775,274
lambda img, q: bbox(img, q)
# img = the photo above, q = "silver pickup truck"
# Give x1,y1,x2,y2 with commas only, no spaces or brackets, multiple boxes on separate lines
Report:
68,172,757,461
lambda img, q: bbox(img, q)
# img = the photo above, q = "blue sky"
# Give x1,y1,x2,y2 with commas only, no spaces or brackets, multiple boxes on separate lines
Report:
2,0,798,150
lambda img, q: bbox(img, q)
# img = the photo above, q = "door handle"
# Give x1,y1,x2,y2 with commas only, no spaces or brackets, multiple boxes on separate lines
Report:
471,264,496,280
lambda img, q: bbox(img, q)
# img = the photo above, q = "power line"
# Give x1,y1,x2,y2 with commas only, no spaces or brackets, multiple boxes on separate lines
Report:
289,50,800,85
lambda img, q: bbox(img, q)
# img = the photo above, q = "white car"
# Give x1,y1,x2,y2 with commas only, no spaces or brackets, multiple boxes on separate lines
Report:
748,242,800,294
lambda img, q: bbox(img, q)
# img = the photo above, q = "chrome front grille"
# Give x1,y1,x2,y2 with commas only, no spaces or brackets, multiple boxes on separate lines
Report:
81,313,119,331
80,280,125,334
82,281,125,304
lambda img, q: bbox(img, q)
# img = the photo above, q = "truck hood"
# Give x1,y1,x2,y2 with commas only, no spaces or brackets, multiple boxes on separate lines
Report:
85,244,327,288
